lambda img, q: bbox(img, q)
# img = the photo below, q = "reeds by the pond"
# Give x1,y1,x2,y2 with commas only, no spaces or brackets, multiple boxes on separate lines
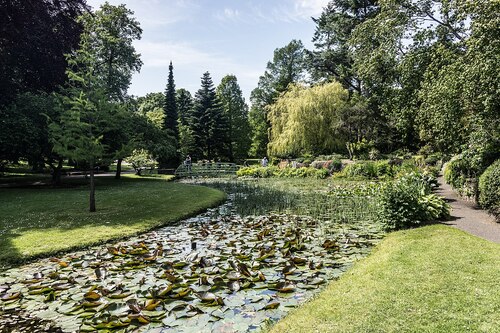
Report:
193,179,381,227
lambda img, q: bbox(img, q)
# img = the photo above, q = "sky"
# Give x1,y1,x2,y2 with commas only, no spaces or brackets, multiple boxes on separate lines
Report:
85,0,330,102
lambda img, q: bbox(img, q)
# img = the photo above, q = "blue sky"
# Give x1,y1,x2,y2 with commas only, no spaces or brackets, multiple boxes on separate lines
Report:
86,0,329,102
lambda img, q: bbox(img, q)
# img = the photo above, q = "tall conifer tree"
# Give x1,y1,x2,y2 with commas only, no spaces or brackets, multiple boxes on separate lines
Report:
192,72,228,160
163,61,179,165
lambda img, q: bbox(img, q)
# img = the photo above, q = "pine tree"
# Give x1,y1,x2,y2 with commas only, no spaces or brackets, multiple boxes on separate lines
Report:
192,72,228,161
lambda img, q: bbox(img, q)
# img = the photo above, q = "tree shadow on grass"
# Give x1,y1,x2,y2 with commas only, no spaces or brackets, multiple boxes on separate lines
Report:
0,175,219,269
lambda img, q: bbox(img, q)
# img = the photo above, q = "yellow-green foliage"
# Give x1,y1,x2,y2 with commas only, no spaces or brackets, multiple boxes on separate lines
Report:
267,82,349,157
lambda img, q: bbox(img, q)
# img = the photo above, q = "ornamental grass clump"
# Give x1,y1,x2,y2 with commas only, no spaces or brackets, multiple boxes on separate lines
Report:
379,172,449,230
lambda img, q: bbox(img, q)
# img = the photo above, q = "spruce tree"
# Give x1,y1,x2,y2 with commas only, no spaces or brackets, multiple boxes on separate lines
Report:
164,61,178,136
192,72,228,161
162,61,179,167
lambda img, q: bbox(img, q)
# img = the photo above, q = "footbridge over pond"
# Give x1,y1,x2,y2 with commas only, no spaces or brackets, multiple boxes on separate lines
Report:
175,162,242,178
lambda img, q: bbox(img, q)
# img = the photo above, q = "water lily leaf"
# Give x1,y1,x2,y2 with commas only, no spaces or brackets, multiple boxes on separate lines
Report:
322,239,339,250
173,261,188,269
108,292,132,299
52,283,72,291
309,277,326,285
93,320,130,329
263,301,280,310
292,257,307,265
44,290,57,302
1,292,21,301
105,302,129,316
162,315,179,327
170,288,191,299
163,272,178,283
157,284,173,297
142,310,166,318
226,271,241,281
58,261,69,268
275,282,295,293
282,265,296,276
196,292,217,303
83,291,100,301
166,301,188,312
82,301,102,308
127,299,142,313
144,299,162,311
28,287,52,295
227,281,240,292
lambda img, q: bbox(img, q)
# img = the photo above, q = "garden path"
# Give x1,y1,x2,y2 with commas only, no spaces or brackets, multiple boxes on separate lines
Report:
436,176,500,243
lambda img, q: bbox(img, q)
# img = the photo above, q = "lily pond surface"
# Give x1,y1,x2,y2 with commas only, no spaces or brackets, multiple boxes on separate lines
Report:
0,183,384,333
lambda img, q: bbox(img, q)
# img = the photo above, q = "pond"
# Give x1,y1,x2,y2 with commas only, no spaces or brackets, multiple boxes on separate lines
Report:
0,181,384,332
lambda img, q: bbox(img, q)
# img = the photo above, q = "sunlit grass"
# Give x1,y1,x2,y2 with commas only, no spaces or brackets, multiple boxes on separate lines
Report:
269,225,500,333
0,176,225,268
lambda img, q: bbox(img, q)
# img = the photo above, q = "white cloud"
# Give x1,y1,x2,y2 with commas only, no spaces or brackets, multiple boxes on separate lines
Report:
242,0,329,24
293,0,329,18
130,40,261,100
85,0,196,28
135,40,230,68
214,8,241,22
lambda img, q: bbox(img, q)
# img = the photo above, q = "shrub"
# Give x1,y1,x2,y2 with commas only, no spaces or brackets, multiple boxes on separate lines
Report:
368,148,380,160
478,160,500,221
327,159,343,173
236,166,328,179
310,160,327,169
334,160,400,180
310,159,342,174
379,172,449,230
443,155,477,199
424,153,442,166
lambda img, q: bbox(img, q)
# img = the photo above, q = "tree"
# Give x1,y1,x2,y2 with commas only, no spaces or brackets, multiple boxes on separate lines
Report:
268,82,350,157
249,40,308,157
0,0,89,106
216,75,250,161
308,0,379,92
164,62,179,137
49,3,142,212
191,72,228,160
176,89,197,158
78,2,143,101
162,61,179,167
50,88,111,212
0,92,67,181
125,149,157,175
138,93,165,129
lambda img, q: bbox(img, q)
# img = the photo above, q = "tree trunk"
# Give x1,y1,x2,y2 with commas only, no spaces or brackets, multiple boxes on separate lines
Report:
115,158,122,179
89,160,96,212
51,158,63,185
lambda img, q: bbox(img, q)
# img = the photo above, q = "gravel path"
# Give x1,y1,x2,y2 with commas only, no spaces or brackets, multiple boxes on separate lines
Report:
436,176,500,243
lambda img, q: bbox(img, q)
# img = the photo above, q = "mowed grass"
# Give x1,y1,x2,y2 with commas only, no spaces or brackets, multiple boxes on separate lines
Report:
270,225,500,333
0,175,225,268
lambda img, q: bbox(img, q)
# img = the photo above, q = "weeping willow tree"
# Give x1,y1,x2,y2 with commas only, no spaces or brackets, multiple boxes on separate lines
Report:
268,82,349,157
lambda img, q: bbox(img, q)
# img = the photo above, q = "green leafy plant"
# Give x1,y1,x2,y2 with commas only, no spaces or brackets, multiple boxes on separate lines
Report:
478,160,500,221
379,172,449,230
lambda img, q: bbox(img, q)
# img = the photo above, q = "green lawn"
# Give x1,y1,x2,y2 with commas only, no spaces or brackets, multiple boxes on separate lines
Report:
270,225,500,333
0,175,225,268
